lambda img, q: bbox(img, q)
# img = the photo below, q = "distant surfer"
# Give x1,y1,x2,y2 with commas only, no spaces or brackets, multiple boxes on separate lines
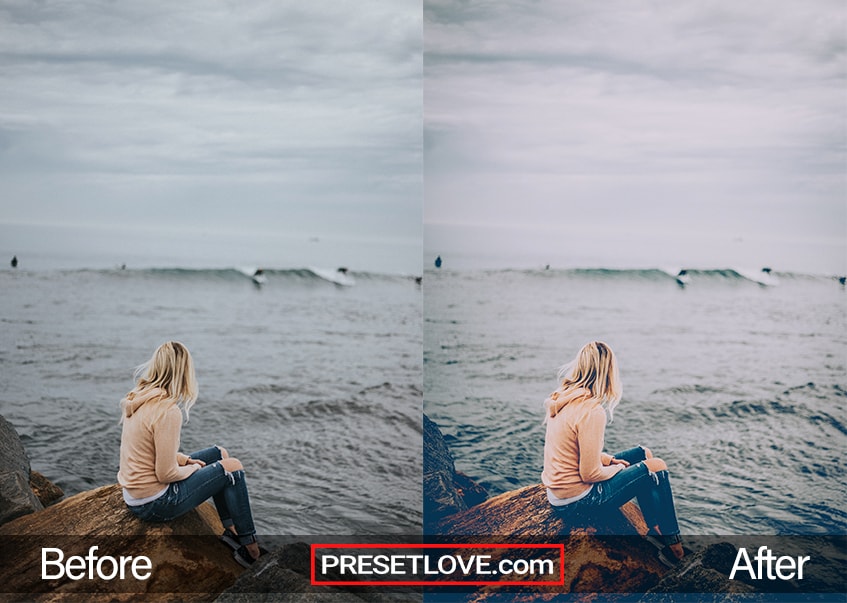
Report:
545,264,550,271
308,267,354,286
839,276,846,286
251,269,267,286
435,255,442,269
757,267,778,287
10,255,17,268
675,269,689,287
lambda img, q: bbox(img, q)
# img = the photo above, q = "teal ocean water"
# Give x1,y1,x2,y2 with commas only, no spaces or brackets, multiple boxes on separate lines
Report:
424,267,846,535
1,265,422,535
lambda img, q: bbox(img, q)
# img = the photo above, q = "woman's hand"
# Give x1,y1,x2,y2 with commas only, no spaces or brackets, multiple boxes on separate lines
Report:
609,457,630,467
185,458,206,468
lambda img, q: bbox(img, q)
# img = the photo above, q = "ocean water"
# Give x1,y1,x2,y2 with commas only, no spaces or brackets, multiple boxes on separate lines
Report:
0,266,422,535
423,267,846,535
0,222,422,276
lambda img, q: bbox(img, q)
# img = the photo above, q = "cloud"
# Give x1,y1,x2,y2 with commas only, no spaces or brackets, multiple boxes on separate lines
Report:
0,0,422,240
424,0,846,251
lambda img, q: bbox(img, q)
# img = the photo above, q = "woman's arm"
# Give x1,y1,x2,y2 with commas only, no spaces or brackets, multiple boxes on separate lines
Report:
577,407,624,483
152,407,201,484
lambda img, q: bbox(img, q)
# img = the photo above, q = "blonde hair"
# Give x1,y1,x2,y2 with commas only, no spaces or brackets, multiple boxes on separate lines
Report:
545,341,622,421
123,341,198,423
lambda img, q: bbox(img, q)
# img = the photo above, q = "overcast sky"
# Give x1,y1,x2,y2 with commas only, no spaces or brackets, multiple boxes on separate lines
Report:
424,1,846,272
0,1,421,271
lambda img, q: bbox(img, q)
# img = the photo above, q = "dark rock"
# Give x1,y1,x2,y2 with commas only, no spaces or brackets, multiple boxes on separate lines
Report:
0,483,243,600
643,539,845,600
423,414,487,531
0,470,43,525
423,415,465,518
0,415,43,525
0,415,30,477
454,470,488,508
423,469,463,526
216,542,420,603
641,543,760,601
29,470,64,507
702,541,743,574
216,566,350,603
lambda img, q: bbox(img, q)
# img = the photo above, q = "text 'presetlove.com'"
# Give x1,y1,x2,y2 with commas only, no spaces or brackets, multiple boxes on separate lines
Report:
310,544,565,587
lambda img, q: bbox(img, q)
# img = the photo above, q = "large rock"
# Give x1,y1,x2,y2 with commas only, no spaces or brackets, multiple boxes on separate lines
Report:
0,415,43,524
0,415,30,477
437,483,667,601
424,414,487,532
641,542,758,601
0,483,244,600
0,469,43,527
643,538,845,600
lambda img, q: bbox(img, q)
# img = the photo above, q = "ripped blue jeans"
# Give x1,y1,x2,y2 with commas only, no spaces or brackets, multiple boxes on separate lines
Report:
128,446,256,545
556,446,681,543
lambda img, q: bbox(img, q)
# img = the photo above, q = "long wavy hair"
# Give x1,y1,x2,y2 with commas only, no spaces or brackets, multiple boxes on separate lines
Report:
122,341,198,423
545,341,622,422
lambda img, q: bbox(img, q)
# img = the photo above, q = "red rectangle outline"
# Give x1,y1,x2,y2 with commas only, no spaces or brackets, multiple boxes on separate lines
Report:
310,543,566,587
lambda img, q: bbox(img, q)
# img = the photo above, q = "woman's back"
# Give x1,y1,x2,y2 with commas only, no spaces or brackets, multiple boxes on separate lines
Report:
542,400,615,499
118,387,196,498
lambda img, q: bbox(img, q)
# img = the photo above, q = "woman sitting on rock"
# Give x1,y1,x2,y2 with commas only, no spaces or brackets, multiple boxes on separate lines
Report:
541,341,685,566
117,341,261,567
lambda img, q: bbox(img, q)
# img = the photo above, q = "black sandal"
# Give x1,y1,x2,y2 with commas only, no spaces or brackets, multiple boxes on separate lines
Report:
657,545,683,568
234,545,260,568
644,534,665,550
232,534,267,569
220,530,240,551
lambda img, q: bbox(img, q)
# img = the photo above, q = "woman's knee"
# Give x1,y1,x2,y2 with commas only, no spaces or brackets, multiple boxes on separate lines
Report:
216,445,229,459
644,458,667,473
641,446,653,459
220,458,243,472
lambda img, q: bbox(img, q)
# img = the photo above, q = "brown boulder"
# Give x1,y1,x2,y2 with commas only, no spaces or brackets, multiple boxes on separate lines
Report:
0,483,244,601
437,483,668,601
29,470,64,507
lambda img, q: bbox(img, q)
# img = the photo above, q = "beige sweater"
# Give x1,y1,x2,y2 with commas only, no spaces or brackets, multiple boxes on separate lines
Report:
117,388,199,499
541,399,623,499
